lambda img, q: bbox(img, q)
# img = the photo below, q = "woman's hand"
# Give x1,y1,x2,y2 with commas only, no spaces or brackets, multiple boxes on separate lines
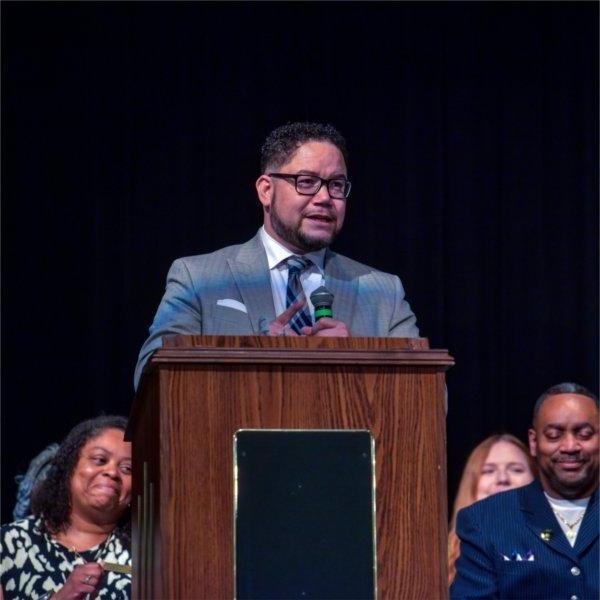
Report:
52,563,103,599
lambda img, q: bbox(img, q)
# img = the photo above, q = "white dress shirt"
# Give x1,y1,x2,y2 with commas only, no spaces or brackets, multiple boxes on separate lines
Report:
259,226,326,320
545,492,590,546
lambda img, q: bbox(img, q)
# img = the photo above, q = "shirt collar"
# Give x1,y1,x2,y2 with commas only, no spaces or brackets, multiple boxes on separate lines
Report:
544,492,591,509
259,226,326,271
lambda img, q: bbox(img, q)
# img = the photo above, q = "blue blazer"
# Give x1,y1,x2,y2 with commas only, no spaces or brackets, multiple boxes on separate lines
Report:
450,480,598,599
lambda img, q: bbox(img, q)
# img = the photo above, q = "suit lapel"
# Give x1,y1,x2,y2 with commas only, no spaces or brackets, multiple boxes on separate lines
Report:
520,481,576,560
322,250,358,330
574,488,598,556
227,234,275,332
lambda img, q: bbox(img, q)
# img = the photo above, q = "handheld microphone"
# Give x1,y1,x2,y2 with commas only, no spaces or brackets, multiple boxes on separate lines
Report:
310,286,334,321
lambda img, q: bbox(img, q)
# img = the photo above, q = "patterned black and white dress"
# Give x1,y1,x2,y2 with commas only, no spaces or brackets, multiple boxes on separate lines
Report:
0,516,131,599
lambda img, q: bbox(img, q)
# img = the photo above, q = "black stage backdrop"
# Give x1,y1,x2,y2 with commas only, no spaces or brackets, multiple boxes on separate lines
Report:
2,2,598,523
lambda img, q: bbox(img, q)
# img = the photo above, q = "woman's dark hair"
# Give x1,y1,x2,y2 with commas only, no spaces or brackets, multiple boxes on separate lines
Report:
30,415,131,548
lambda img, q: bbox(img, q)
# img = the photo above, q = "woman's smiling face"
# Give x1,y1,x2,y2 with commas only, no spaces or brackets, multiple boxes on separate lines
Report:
69,427,132,521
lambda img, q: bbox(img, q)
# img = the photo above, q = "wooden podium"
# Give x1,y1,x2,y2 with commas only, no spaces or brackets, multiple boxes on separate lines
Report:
128,335,453,599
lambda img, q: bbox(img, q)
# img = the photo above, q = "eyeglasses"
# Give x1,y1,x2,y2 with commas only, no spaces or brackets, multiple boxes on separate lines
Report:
268,173,352,199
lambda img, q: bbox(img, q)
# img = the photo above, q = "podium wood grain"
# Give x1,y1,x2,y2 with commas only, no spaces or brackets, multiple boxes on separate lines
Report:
129,336,452,599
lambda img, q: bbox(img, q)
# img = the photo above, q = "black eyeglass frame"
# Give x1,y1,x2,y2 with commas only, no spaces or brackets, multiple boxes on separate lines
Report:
268,172,352,199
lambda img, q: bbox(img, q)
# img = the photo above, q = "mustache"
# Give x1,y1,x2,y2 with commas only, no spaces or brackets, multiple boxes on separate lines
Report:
302,215,335,222
553,454,586,463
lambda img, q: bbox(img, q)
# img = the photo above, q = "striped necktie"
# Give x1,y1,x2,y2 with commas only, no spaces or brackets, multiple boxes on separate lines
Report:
286,256,313,334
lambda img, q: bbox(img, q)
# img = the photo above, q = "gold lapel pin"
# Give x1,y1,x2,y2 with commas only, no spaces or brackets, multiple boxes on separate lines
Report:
540,529,552,542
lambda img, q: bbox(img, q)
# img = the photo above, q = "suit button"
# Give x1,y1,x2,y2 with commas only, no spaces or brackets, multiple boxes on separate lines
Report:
570,566,581,576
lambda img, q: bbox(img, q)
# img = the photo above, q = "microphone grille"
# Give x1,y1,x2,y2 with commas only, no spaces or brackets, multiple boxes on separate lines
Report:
310,285,334,307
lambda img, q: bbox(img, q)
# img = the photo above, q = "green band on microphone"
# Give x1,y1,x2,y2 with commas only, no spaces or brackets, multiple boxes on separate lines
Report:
314,306,333,320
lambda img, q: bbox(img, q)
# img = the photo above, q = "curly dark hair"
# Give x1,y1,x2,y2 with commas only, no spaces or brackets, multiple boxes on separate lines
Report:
260,122,349,173
30,415,131,549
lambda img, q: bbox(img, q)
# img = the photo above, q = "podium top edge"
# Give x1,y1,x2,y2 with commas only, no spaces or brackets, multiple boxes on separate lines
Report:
161,334,433,351
148,335,454,368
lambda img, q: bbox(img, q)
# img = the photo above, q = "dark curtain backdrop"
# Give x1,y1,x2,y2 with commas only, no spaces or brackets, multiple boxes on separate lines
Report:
2,2,598,523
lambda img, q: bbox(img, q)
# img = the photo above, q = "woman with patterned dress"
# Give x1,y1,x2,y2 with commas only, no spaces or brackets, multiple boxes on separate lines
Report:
1,416,132,599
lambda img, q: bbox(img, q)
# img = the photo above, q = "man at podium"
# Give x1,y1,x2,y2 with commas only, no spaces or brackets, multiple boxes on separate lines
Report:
135,122,419,389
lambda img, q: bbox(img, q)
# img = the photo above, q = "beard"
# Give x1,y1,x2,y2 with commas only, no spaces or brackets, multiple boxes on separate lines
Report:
541,457,598,499
269,196,337,252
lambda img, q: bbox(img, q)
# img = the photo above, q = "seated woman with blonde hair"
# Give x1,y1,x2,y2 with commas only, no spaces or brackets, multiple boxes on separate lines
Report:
448,433,537,586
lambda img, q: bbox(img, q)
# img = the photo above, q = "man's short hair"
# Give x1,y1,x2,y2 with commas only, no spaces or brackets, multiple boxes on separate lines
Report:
532,382,599,423
260,122,349,174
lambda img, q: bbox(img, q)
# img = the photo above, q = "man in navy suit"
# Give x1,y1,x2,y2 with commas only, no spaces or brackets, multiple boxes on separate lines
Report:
451,382,598,600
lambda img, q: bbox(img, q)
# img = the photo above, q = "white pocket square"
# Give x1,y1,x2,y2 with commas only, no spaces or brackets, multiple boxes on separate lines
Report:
216,299,248,314
500,551,535,561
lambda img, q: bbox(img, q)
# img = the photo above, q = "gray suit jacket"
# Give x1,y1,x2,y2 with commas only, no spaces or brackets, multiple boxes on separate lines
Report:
134,232,419,388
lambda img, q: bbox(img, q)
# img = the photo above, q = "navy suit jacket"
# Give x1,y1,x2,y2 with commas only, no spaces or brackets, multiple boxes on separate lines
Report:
450,480,598,600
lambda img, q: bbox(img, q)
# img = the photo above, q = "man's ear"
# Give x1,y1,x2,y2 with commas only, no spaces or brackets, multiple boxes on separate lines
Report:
528,428,538,457
255,175,273,209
